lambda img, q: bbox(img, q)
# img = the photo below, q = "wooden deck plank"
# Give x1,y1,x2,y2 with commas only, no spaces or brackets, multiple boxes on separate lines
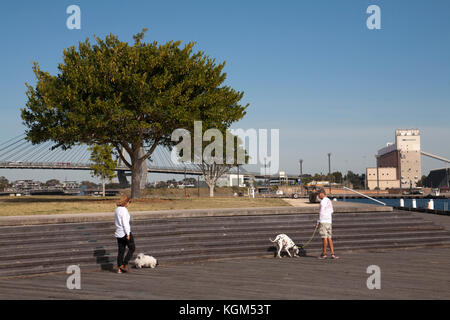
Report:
0,247,449,299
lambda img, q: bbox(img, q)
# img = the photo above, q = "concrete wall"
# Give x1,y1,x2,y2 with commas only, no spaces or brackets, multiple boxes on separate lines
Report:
366,167,400,190
373,129,422,189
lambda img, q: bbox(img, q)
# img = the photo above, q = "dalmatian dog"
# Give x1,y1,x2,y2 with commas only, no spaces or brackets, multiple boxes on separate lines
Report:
134,253,158,268
270,234,300,258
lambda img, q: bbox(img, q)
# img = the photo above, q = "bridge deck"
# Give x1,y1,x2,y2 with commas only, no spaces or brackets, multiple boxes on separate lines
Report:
1,247,449,299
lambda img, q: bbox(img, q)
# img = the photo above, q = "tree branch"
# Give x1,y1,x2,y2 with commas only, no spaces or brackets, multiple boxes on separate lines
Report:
113,142,132,168
139,137,161,162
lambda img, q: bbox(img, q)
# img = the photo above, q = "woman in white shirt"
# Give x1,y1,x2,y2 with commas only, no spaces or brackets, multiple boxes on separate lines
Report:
115,195,135,273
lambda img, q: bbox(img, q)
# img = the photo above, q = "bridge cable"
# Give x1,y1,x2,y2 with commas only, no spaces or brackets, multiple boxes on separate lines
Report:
61,146,80,163
21,142,54,162
38,147,59,163
74,145,90,163
0,141,31,160
0,137,27,154
32,143,58,163
72,145,89,164
0,133,26,148
5,143,38,162
153,148,165,169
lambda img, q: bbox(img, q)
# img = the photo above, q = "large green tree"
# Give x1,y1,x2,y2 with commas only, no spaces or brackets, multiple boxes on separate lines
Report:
21,29,247,198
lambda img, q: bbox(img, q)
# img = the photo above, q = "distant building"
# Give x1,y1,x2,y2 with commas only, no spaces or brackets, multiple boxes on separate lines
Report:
12,180,42,191
268,171,297,186
424,168,450,189
367,129,421,190
216,173,245,187
62,181,80,189
366,167,400,190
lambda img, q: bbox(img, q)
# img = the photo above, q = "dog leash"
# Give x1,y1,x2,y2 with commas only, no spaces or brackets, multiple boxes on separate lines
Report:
298,224,318,249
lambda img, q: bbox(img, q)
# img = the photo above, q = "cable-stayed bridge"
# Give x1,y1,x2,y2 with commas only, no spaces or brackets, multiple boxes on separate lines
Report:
0,134,208,175
0,134,292,181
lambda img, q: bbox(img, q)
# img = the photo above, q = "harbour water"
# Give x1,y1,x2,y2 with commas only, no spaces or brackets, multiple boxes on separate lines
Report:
339,198,450,212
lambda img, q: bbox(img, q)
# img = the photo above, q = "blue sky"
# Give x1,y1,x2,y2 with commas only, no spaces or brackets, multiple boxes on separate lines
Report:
0,0,449,182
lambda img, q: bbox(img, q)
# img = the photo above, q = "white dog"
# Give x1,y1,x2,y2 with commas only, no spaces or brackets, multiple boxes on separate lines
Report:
134,253,158,268
269,234,299,258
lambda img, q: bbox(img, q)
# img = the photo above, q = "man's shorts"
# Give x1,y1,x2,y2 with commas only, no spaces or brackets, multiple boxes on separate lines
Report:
319,222,332,238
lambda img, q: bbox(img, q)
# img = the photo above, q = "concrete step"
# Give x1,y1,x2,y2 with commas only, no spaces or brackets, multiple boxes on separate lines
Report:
0,218,437,247
0,223,443,254
1,224,445,262
2,213,426,238
0,211,414,235
2,235,450,278
0,218,445,252
1,210,449,277
2,231,450,271
2,227,449,259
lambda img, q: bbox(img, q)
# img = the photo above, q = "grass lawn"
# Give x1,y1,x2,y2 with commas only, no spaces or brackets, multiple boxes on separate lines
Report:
0,195,290,216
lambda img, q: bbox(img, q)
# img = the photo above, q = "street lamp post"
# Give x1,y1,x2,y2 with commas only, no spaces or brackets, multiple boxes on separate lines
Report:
376,155,380,192
299,159,303,195
184,166,187,198
237,164,240,189
264,157,267,187
197,175,200,198
328,153,332,194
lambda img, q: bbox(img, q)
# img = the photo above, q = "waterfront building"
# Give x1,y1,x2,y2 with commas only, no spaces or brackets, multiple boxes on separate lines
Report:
366,167,400,190
424,168,450,189
366,129,421,190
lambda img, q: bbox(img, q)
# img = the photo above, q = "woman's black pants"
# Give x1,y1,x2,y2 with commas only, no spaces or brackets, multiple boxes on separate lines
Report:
116,233,136,267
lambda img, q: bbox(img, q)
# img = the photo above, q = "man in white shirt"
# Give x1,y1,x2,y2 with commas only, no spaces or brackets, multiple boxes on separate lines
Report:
316,189,339,259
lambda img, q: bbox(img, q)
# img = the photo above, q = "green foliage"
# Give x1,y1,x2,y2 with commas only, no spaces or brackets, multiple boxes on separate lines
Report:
416,175,427,188
21,29,248,198
312,173,326,181
44,179,61,187
344,171,364,189
89,144,117,181
331,171,343,184
301,171,365,189
80,180,99,189
300,174,313,185
0,176,9,190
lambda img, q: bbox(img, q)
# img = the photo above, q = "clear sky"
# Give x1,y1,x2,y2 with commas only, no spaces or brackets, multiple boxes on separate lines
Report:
0,0,449,183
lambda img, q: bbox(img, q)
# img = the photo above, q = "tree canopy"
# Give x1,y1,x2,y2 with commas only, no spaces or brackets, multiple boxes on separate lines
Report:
21,29,248,198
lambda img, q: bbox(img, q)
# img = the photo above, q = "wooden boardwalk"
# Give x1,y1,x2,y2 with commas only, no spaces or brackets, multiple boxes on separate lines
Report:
1,247,449,300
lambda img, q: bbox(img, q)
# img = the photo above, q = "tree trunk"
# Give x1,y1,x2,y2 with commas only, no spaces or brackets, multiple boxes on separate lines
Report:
209,184,215,197
131,162,143,199
138,146,147,190
102,176,105,197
